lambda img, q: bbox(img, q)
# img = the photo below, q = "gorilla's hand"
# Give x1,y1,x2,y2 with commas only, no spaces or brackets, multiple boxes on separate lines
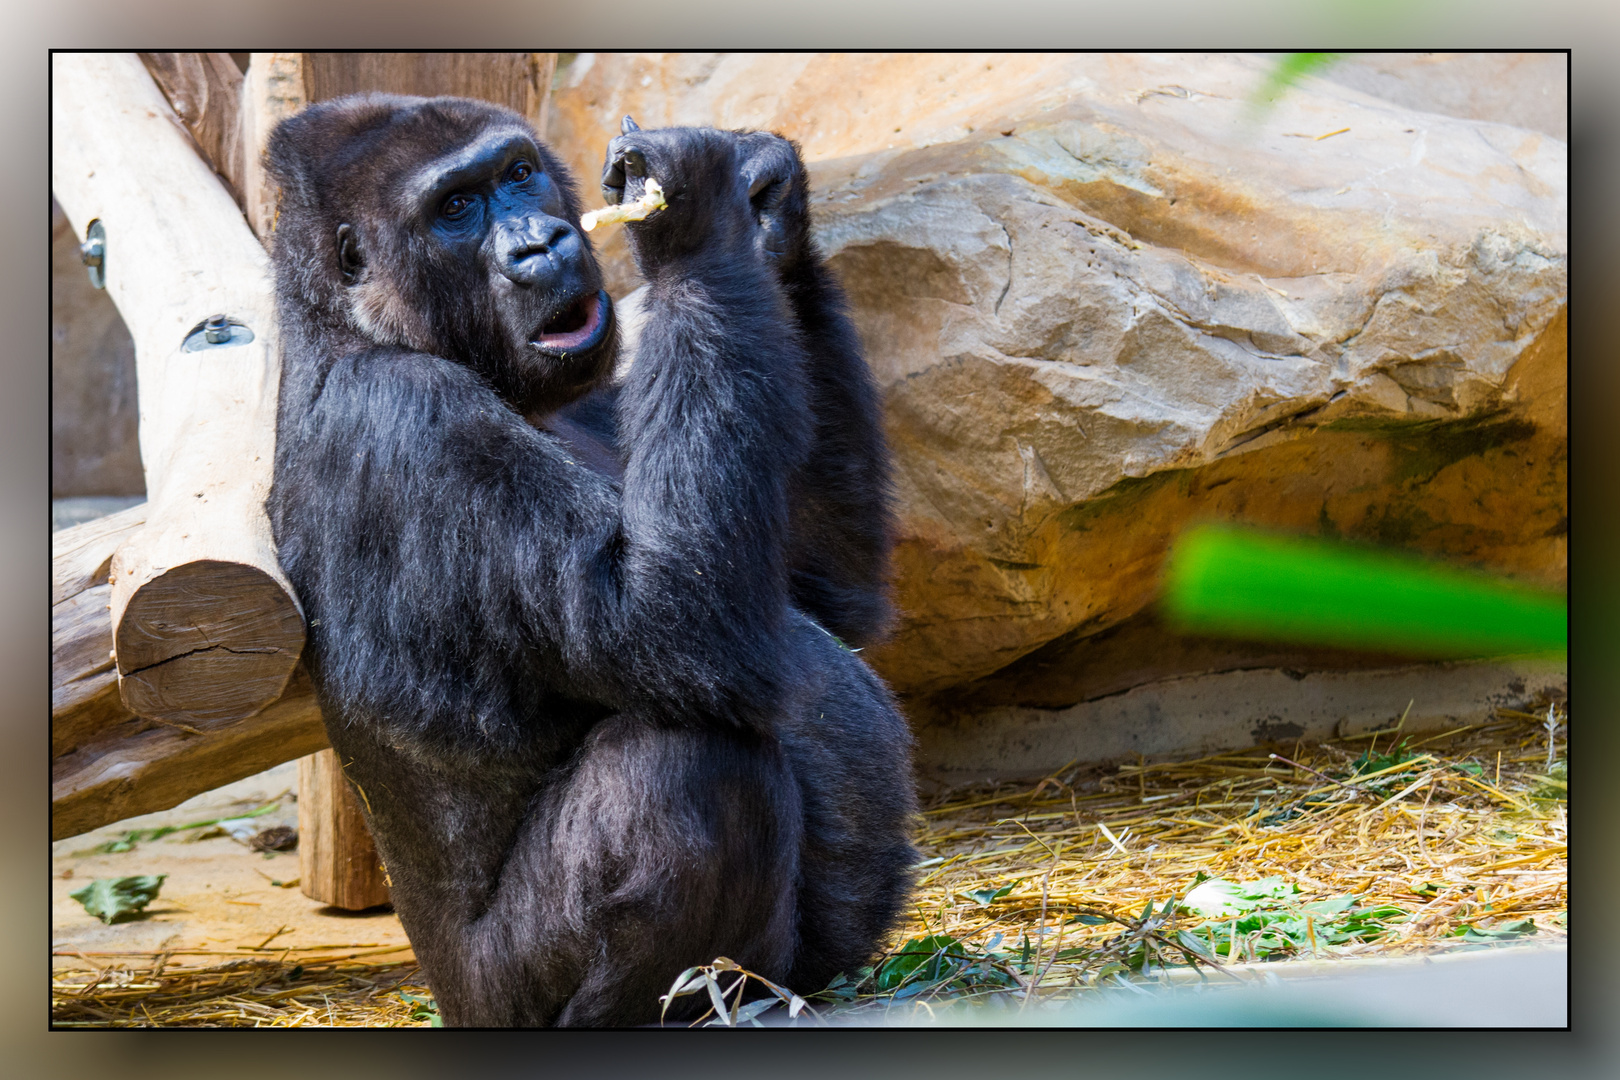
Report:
601,119,757,277
736,132,812,271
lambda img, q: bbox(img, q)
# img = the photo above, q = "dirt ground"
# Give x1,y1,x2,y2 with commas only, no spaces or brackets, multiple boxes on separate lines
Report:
52,762,412,972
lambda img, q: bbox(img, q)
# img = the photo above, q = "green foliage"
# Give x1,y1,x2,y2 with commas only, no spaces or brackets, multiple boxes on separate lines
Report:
1252,52,1342,107
873,935,974,992
398,991,442,1027
1182,875,1298,919
70,875,166,924
660,957,815,1027
1177,877,1410,961
73,802,282,856
1530,759,1567,802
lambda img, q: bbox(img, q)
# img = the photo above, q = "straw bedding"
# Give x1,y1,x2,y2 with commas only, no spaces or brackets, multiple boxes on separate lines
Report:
52,704,1566,1027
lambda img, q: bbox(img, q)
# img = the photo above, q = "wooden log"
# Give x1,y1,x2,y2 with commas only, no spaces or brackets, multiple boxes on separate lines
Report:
52,53,305,727
51,507,327,840
301,51,551,120
51,53,559,843
137,52,248,210
298,750,391,911
239,53,307,240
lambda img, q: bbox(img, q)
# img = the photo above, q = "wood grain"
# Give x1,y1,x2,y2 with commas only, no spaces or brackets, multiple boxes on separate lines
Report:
301,52,547,119
298,749,391,911
52,508,329,840
138,52,247,210
240,53,306,240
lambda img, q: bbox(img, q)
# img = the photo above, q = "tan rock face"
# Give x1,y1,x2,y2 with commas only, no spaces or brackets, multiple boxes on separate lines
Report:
549,54,1566,707
52,198,144,499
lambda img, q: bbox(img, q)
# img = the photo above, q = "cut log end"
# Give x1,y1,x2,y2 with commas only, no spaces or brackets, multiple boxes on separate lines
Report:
115,559,305,725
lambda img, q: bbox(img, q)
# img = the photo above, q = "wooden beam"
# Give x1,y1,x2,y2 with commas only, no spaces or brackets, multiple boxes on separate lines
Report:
52,53,305,728
137,52,248,211
300,52,544,115
239,53,306,240
51,505,327,840
298,750,391,911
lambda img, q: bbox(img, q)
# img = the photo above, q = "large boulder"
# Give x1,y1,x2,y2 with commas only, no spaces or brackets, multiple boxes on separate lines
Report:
551,54,1566,751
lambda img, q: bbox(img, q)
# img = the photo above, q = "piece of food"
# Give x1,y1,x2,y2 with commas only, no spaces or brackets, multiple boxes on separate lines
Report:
581,178,666,232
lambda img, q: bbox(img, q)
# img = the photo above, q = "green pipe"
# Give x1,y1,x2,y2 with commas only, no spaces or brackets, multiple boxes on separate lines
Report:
1163,524,1566,658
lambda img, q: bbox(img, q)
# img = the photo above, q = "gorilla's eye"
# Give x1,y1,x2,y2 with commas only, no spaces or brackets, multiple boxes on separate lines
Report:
508,161,534,184
442,194,474,220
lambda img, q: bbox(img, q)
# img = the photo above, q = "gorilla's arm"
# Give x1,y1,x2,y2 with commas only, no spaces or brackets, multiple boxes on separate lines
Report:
275,246,810,746
780,253,896,648
735,132,896,648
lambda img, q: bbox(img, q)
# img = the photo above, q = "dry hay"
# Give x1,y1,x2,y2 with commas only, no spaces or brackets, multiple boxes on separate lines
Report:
836,701,1569,1021
52,704,1567,1027
51,954,433,1028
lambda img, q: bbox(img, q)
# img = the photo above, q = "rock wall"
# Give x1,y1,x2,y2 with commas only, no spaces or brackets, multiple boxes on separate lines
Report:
549,54,1566,757
52,198,144,499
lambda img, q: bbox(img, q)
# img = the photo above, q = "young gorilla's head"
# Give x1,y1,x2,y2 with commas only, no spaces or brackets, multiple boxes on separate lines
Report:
267,94,615,413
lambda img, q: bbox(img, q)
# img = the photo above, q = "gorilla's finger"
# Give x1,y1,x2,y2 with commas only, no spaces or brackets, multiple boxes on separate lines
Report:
600,159,625,205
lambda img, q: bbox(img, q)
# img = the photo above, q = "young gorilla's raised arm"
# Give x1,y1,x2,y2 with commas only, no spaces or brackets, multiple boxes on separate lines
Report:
268,101,811,758
736,132,897,648
566,129,897,648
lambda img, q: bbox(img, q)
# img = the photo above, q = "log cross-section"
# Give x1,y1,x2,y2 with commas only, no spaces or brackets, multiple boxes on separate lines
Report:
52,52,305,728
51,504,329,841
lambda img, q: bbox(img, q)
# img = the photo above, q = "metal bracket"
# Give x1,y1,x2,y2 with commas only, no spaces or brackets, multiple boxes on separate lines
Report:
182,314,255,352
79,219,106,290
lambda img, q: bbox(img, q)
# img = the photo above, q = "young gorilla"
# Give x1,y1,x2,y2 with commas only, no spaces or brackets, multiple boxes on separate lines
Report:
264,95,916,1027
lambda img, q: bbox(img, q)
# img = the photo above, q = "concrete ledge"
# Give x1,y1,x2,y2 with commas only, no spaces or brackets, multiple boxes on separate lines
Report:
914,659,1566,788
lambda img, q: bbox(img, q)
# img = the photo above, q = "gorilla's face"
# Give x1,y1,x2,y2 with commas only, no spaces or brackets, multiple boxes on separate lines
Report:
293,98,616,414
416,128,613,382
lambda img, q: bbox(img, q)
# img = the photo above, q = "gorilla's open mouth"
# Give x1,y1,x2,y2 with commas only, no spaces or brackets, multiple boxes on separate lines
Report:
530,290,612,356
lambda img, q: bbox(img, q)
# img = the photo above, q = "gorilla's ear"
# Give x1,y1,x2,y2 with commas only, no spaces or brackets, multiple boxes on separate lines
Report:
621,115,641,135
336,223,364,285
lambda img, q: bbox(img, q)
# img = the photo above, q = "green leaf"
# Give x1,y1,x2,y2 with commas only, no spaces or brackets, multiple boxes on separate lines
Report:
1302,895,1358,917
732,998,778,1024
664,966,706,1000
399,990,441,1025
874,935,967,992
1452,920,1538,942
69,875,166,924
1181,876,1297,918
704,972,730,1023
965,880,1022,907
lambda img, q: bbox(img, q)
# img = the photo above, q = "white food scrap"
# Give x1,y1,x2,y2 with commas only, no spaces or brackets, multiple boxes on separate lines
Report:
581,178,667,232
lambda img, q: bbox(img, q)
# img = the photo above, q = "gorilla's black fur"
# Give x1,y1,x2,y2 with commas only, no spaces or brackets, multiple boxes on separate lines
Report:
264,94,916,1026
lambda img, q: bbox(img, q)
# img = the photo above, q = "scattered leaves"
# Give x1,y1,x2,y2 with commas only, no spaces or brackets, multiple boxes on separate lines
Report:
71,802,283,856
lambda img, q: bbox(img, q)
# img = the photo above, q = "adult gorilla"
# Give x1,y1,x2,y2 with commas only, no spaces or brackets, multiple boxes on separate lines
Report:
264,95,915,1027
